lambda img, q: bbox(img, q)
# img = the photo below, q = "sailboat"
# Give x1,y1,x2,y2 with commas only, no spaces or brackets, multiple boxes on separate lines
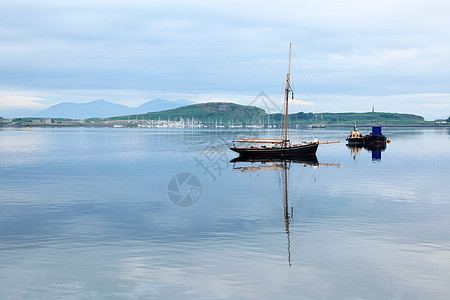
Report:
309,113,326,128
230,44,335,158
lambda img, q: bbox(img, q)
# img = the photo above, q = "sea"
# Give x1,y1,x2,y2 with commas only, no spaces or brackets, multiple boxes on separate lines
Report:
0,127,449,299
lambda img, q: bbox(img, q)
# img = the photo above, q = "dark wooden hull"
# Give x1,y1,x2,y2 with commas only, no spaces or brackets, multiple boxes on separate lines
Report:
364,135,387,146
346,137,364,146
230,143,318,158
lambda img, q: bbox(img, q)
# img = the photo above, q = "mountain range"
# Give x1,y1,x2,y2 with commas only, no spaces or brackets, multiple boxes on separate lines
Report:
1,99,196,119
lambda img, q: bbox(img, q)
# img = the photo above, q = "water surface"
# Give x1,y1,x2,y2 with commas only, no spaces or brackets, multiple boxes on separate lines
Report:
0,127,449,299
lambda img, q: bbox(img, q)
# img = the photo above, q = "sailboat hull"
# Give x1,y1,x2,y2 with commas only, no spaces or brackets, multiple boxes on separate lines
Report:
230,143,318,158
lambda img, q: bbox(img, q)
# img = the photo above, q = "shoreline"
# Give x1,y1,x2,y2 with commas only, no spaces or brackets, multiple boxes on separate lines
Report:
2,124,449,129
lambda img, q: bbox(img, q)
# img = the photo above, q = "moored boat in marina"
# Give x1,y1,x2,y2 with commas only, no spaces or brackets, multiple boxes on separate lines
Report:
346,124,364,146
364,126,387,146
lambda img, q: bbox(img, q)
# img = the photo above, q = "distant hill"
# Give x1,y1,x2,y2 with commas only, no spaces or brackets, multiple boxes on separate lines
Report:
39,100,133,119
319,112,425,125
104,102,267,123
1,99,196,119
92,102,427,126
2,100,430,126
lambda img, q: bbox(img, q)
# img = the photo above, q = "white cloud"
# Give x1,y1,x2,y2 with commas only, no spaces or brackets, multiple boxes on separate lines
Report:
0,93,46,109
298,93,450,119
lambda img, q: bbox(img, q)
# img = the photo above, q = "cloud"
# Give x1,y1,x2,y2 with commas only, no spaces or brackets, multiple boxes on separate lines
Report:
290,99,314,106
0,93,46,109
299,93,450,120
0,0,449,118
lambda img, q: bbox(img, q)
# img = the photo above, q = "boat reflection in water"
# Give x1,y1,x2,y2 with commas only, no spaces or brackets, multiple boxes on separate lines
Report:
230,155,339,267
347,144,387,161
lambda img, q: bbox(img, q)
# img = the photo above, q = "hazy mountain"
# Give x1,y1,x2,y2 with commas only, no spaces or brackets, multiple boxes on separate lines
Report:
39,100,133,119
1,99,196,119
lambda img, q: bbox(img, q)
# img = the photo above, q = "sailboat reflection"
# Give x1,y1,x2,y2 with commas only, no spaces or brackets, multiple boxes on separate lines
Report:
347,144,387,161
231,155,339,267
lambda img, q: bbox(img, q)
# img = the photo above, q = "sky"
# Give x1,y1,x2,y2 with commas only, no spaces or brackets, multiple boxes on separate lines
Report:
0,0,449,120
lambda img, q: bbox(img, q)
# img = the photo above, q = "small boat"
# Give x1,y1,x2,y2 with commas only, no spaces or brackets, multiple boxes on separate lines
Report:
308,114,326,129
364,126,387,146
311,124,326,129
230,44,337,158
230,138,319,158
346,124,364,146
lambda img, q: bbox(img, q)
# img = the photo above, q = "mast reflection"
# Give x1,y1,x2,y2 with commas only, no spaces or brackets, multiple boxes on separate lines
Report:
231,155,339,267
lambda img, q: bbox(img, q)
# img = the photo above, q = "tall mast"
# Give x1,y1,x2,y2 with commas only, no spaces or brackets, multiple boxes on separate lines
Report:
284,43,291,145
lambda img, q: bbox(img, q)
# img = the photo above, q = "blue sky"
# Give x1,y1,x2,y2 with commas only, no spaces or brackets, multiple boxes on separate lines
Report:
0,0,449,120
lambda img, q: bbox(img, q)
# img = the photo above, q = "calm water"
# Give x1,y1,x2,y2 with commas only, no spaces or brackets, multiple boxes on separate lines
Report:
0,127,449,299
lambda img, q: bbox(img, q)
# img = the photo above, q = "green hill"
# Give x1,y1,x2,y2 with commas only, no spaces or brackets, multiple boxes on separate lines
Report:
318,112,425,125
86,102,429,126
88,102,267,124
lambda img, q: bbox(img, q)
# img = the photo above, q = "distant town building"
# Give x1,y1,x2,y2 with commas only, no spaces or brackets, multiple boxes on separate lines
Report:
435,119,447,124
42,117,52,124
